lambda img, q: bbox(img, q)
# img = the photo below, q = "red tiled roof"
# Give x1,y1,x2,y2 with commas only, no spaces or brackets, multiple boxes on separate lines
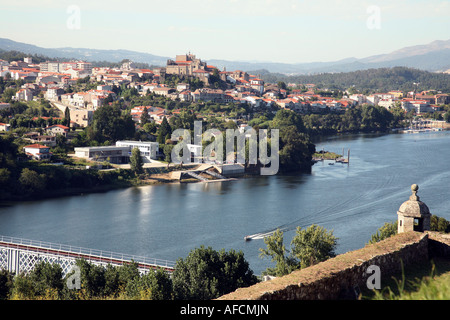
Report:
46,124,69,130
24,144,49,149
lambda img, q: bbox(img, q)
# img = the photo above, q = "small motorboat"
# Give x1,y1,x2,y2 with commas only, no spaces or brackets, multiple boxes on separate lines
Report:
244,236,252,241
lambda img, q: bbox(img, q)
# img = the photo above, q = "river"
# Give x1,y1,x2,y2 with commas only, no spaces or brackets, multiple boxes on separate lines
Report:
1,131,450,275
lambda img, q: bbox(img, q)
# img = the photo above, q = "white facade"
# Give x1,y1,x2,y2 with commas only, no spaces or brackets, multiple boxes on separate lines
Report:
97,85,112,91
46,124,69,137
366,95,380,105
40,62,61,73
401,100,431,114
46,88,64,100
77,62,93,73
378,99,396,109
187,144,203,162
349,94,365,105
73,93,87,107
176,83,190,91
115,140,160,162
75,141,160,164
65,68,90,79
15,88,33,101
244,96,264,108
0,122,10,132
23,144,52,160
74,146,130,164
70,109,93,127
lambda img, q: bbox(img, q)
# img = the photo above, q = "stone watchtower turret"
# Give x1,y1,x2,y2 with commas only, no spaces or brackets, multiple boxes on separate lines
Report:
397,184,431,233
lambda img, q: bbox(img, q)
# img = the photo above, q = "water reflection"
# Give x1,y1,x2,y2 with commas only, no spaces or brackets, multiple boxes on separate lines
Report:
1,131,450,274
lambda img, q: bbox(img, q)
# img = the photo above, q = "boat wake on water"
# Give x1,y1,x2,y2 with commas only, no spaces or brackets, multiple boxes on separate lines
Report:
243,178,421,241
243,158,450,242
243,182,380,241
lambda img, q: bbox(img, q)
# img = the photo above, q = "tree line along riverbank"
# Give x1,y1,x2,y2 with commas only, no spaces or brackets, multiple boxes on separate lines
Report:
0,103,419,203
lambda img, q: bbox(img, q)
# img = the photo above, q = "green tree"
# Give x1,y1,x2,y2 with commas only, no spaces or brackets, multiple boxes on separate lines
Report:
0,168,11,185
130,147,143,175
157,116,172,144
142,122,157,134
271,109,306,133
12,262,63,299
0,135,18,168
0,269,14,300
19,168,46,195
75,259,106,298
63,106,71,128
444,111,450,123
100,261,141,298
118,261,141,287
259,229,298,277
1,88,16,103
277,81,287,90
11,274,35,299
430,215,450,233
278,126,315,172
260,225,338,276
269,109,315,172
28,261,64,297
291,225,338,269
102,264,121,297
367,221,398,244
172,246,257,300
163,144,174,163
87,104,135,143
170,110,197,131
340,107,362,132
140,107,151,125
126,268,173,300
360,105,393,132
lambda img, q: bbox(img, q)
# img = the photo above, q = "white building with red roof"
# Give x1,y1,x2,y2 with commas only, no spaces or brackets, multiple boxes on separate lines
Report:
0,122,10,132
23,144,52,160
45,124,70,137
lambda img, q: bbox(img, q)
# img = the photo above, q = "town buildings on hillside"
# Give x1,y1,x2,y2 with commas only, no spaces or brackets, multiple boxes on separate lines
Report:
3,53,450,167
1,53,450,131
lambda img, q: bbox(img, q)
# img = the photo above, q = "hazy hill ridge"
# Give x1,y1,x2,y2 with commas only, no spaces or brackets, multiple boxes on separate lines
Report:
1,37,449,74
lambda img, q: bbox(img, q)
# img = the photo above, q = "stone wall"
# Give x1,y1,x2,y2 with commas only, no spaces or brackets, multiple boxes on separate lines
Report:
218,231,445,300
427,231,450,258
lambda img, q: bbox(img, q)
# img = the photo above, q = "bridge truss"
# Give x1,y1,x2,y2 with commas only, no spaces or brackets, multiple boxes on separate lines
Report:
0,235,175,277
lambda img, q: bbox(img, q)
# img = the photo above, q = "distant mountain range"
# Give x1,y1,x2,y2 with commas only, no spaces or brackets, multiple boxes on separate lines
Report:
212,40,450,75
0,38,171,67
1,37,449,75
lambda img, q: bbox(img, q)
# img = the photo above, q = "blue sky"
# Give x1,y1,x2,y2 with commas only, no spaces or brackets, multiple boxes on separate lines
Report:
1,0,449,63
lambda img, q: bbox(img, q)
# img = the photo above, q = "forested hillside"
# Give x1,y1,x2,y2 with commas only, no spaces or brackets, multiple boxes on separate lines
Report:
0,49,154,69
260,67,450,93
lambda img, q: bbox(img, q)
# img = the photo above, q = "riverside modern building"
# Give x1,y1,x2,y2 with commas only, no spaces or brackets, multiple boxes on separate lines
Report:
115,140,159,162
74,145,130,164
74,140,159,164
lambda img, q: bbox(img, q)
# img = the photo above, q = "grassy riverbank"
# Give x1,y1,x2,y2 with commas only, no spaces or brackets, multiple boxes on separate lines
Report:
0,162,214,204
312,150,342,160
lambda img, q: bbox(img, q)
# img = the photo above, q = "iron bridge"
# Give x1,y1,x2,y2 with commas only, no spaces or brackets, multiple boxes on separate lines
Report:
0,235,175,276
